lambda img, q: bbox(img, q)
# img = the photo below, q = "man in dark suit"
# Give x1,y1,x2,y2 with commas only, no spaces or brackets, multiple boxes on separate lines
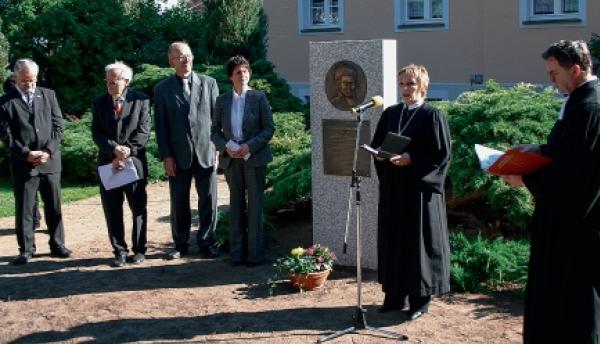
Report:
154,41,220,259
211,55,275,266
502,40,599,344
3,73,41,229
92,61,150,267
0,58,71,264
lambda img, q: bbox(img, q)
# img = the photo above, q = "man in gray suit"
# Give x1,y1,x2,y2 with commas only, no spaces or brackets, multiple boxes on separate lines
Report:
154,41,220,259
0,58,71,264
212,56,275,266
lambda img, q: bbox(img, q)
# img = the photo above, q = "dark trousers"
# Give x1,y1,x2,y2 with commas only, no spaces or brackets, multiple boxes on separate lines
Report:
225,159,266,263
13,172,65,254
100,180,147,256
168,157,217,251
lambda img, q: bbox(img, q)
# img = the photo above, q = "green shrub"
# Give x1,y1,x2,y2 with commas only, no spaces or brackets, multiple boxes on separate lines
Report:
439,80,560,232
450,232,530,294
61,113,97,183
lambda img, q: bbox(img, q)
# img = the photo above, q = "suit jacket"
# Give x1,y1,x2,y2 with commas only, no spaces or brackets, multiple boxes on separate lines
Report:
0,87,64,176
154,72,218,169
91,89,150,179
211,89,275,169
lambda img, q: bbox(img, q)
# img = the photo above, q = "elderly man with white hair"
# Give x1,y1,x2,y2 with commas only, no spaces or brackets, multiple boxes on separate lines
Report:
0,58,72,264
91,61,150,267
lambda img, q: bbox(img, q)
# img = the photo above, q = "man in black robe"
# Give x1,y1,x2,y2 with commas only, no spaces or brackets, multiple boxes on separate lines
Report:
502,40,600,344
371,64,452,321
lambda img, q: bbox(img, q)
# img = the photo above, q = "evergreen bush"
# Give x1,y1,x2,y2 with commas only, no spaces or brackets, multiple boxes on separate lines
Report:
439,80,560,233
450,232,529,294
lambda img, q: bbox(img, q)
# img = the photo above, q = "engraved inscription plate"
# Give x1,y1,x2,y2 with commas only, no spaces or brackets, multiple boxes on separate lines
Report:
325,60,367,111
322,119,371,177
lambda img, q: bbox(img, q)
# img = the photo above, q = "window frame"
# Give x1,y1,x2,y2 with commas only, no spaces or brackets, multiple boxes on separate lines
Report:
298,0,345,34
519,0,586,27
395,0,449,32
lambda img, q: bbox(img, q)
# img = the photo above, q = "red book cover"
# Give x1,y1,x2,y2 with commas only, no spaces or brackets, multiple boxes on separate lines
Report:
487,149,552,176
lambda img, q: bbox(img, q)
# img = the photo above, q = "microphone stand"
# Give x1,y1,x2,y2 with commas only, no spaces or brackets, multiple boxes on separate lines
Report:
318,108,408,343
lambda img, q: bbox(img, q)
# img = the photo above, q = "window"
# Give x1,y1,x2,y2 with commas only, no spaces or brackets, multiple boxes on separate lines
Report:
298,0,344,34
520,0,586,26
395,0,449,31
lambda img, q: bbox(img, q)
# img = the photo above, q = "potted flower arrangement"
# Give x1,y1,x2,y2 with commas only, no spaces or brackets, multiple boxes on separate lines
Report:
271,244,337,292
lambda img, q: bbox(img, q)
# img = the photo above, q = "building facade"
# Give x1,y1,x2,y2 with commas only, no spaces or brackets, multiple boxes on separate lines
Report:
264,0,599,101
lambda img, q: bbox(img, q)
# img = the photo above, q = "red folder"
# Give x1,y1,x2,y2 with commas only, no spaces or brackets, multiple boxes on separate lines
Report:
487,149,552,176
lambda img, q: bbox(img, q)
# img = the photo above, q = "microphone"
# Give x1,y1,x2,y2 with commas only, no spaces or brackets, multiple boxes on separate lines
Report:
351,95,384,114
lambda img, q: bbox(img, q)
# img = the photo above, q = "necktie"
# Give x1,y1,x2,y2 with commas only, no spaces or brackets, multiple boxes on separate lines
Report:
26,92,33,106
182,78,191,103
115,99,123,115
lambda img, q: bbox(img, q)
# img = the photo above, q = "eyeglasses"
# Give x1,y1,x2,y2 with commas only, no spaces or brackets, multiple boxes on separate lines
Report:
172,54,194,62
105,77,127,85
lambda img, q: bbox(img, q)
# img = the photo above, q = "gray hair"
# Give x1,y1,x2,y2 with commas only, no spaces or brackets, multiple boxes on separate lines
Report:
14,58,39,76
105,61,133,81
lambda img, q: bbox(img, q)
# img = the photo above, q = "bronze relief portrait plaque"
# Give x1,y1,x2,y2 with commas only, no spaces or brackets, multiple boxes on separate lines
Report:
325,60,367,111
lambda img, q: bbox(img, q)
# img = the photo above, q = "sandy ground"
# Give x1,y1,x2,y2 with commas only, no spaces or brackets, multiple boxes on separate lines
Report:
0,176,524,343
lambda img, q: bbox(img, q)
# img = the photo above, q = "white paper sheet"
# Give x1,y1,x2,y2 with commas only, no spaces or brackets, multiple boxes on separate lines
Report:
98,157,140,190
474,144,504,171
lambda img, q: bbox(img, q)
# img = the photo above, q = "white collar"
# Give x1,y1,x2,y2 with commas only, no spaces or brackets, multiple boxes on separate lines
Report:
233,86,249,97
406,100,423,110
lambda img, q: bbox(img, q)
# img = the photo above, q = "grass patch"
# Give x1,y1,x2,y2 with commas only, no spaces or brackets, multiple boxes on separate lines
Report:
0,179,98,218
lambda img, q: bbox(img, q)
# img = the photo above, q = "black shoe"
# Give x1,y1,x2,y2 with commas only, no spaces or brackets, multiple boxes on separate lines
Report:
407,302,430,321
112,254,127,267
130,253,145,264
408,310,426,321
231,260,245,266
50,246,72,258
377,305,403,313
246,260,264,268
12,252,33,265
200,245,220,258
167,248,188,260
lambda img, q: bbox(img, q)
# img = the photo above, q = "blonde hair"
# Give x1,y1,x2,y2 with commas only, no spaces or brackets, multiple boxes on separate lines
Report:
398,64,430,98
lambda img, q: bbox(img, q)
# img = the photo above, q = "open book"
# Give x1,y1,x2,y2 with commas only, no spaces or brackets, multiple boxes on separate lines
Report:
474,144,552,176
361,132,412,159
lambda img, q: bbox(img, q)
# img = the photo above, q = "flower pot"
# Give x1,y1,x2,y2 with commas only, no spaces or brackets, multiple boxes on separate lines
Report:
287,269,331,290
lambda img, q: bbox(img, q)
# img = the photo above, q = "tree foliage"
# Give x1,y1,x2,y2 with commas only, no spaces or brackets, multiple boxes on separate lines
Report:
2,0,133,116
438,80,560,233
0,17,9,85
199,0,268,64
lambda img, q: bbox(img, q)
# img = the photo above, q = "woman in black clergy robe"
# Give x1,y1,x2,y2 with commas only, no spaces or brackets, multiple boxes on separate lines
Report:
371,64,451,320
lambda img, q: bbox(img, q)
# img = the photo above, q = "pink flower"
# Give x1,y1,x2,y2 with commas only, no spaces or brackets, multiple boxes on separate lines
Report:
330,252,337,260
317,256,324,263
306,247,314,256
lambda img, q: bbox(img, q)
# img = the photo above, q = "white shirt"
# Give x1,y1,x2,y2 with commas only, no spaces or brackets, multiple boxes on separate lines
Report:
16,86,35,105
231,87,249,142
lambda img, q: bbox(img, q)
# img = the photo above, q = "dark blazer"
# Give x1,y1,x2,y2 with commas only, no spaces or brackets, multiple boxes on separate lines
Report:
154,72,218,169
91,89,150,179
0,87,63,175
211,89,275,168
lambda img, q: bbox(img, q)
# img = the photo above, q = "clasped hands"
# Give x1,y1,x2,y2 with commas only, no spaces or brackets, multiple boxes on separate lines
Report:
226,143,250,159
26,150,50,167
112,145,131,170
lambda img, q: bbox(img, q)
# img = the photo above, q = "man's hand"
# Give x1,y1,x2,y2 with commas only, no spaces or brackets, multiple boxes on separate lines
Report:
501,174,525,188
26,151,45,167
113,145,131,160
112,157,125,170
163,156,176,177
227,144,250,159
389,152,411,167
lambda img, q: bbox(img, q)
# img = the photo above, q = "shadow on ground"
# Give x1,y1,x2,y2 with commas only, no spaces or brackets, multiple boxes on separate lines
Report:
8,306,405,344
